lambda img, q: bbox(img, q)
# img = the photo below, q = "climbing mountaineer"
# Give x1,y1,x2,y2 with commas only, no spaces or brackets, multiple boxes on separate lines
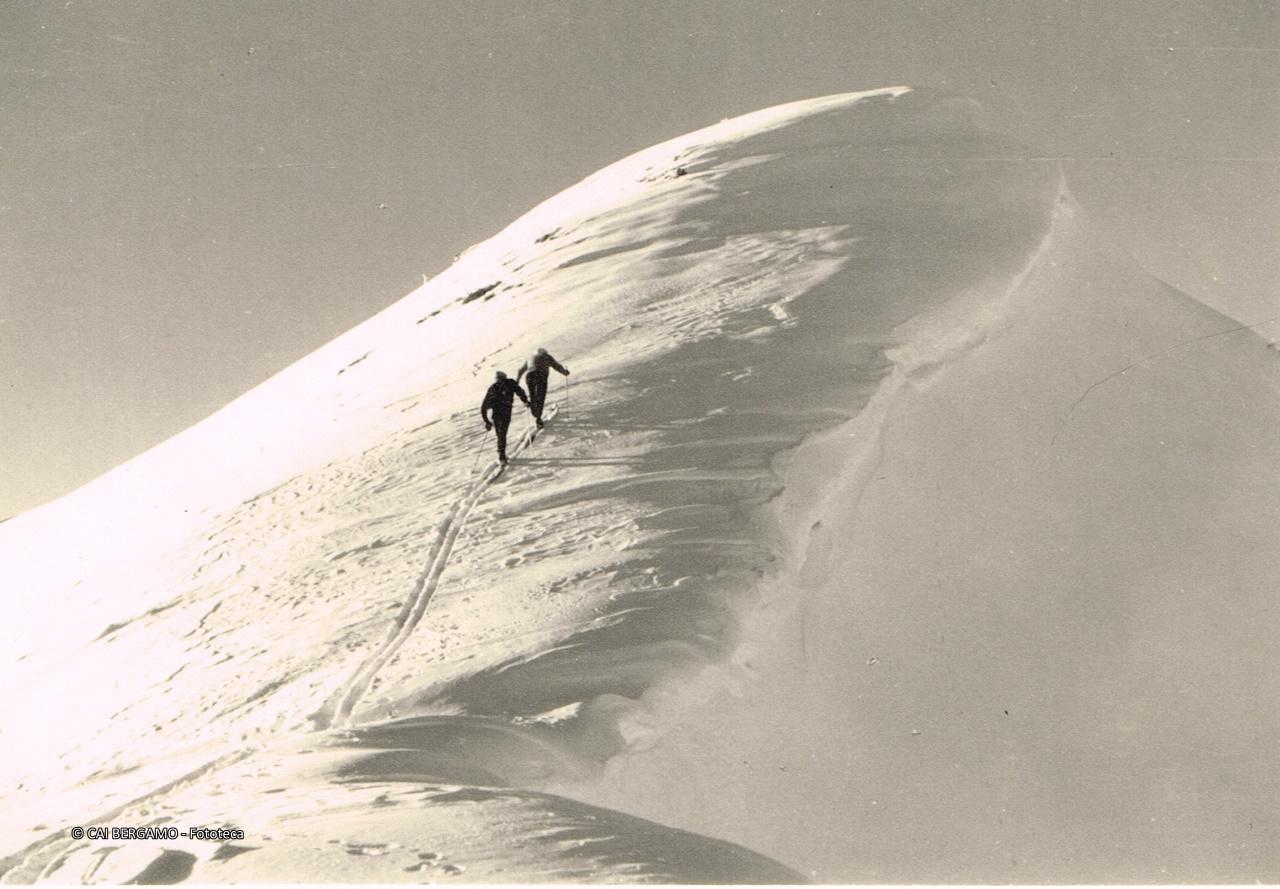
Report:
480,370,530,465
516,347,570,428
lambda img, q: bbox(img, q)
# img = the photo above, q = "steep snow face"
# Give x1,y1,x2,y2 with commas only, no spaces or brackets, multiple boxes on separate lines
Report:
561,197,1280,882
4,85,1278,883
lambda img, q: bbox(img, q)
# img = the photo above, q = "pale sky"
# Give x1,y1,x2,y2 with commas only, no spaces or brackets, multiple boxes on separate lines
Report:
3,0,1276,518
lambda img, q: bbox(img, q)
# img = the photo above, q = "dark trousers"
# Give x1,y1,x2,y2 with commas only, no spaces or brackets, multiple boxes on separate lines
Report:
527,370,549,420
492,410,512,460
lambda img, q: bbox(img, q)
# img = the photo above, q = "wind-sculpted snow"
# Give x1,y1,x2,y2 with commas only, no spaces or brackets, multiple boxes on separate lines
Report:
4,86,1279,882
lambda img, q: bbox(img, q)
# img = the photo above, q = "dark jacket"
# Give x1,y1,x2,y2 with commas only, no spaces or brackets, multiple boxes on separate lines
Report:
517,351,569,381
480,378,529,423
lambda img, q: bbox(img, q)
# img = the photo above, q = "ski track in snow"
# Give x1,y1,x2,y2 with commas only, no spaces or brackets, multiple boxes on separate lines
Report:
325,407,558,728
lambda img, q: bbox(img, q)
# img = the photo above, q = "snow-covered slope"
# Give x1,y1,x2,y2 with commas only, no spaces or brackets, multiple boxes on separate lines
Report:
3,86,1278,883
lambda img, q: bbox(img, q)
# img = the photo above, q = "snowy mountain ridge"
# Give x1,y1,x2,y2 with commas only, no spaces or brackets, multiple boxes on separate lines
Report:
4,85,1279,883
